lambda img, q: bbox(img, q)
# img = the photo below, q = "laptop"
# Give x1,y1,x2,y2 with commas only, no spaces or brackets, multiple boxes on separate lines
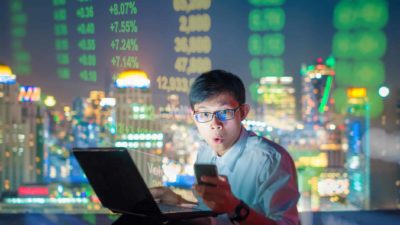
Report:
72,147,217,222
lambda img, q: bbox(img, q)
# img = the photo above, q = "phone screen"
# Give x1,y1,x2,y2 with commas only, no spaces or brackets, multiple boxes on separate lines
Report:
194,164,218,186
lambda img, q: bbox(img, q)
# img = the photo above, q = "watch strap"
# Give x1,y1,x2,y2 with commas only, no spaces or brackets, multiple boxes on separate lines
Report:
229,200,250,223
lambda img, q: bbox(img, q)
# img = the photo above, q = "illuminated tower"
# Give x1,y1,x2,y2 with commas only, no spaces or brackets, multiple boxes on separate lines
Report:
84,91,105,125
114,69,163,187
346,87,370,209
397,88,400,146
257,76,296,130
18,86,45,184
71,91,105,148
98,97,116,147
0,77,21,193
0,65,45,192
301,58,335,125
397,89,400,207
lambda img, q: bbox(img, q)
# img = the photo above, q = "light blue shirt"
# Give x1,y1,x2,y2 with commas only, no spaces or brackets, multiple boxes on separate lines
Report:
195,128,300,225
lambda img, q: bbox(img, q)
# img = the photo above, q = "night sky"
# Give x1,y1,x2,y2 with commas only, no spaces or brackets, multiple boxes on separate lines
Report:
0,0,399,120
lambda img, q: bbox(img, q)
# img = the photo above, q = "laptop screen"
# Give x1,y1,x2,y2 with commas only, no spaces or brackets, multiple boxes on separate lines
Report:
72,148,162,215
126,149,164,188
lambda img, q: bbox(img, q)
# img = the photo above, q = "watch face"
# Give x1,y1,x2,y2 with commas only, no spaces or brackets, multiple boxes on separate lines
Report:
231,200,250,222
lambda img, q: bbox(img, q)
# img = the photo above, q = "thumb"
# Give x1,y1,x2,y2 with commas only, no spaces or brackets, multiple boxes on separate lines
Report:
218,175,228,182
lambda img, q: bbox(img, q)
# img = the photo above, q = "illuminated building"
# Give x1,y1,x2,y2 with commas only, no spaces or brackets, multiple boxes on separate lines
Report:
43,107,76,183
301,57,335,125
72,121,100,148
257,76,296,130
158,94,197,165
319,124,345,168
0,64,16,84
0,81,22,193
345,87,370,209
98,97,116,146
71,91,111,148
397,89,400,126
84,91,105,125
397,90,400,192
113,69,163,185
0,82,46,193
114,69,161,147
19,86,46,184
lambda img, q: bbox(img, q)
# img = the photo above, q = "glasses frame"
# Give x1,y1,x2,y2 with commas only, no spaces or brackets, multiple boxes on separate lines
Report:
193,105,242,123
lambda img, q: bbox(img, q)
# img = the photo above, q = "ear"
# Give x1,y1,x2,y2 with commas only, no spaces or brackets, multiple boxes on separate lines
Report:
190,109,197,123
239,104,250,121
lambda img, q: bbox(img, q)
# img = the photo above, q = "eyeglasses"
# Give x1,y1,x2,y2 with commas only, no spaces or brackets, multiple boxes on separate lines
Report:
193,105,242,123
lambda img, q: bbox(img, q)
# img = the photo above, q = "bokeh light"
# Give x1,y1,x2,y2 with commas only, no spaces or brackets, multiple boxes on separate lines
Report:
378,86,389,98
333,0,388,30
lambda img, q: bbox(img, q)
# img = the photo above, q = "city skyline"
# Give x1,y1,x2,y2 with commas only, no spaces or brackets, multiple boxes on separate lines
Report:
0,0,399,217
0,1,399,113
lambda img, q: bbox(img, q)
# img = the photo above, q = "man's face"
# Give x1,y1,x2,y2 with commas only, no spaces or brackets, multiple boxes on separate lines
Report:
192,93,248,156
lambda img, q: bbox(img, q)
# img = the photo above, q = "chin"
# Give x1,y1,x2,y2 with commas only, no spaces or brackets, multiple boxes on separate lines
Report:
213,145,228,153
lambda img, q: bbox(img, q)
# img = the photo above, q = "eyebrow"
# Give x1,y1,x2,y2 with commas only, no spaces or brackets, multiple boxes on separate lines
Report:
195,104,231,111
195,101,233,110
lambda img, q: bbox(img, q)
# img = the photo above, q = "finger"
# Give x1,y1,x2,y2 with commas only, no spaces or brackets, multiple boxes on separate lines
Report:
194,185,219,201
201,175,230,186
203,200,224,212
200,190,226,201
194,184,219,193
203,199,217,209
193,184,205,196
149,188,164,197
200,176,219,185
218,175,228,182
194,187,224,202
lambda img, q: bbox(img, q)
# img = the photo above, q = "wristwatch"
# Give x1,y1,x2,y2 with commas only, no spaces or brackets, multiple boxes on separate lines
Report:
229,200,250,223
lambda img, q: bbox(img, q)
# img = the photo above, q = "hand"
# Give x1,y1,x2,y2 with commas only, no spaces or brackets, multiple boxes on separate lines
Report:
193,175,240,214
149,186,195,205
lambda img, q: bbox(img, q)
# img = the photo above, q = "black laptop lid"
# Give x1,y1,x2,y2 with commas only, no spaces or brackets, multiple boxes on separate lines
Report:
72,147,162,216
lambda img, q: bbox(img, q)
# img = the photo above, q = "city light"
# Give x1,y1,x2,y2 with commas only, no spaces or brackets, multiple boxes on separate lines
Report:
319,76,333,113
0,1,397,216
0,63,16,84
115,69,150,89
100,97,116,107
44,96,57,107
378,86,390,98
18,86,41,102
347,88,367,98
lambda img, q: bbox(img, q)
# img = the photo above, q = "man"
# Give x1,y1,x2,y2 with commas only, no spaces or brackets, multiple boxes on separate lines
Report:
154,70,300,225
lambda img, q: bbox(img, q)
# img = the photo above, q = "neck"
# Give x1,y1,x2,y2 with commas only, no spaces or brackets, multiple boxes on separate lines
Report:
215,127,243,157
216,148,229,157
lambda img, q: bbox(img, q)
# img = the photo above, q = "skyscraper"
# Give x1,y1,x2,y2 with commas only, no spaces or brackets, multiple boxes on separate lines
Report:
0,83,45,193
113,69,163,186
257,76,296,130
301,58,335,126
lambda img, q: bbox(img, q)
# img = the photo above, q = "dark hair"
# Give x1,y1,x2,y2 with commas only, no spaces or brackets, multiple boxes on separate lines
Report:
189,70,246,109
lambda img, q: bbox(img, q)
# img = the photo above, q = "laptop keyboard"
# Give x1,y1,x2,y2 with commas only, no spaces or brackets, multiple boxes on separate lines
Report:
158,204,199,213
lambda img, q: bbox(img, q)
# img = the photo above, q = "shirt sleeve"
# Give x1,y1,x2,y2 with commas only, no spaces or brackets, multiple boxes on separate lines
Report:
257,148,300,225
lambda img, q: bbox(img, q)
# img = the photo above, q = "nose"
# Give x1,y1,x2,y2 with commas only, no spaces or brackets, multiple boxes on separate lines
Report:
210,115,223,130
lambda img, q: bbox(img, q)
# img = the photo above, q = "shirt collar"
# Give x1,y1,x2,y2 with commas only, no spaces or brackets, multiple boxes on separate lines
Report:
215,127,249,172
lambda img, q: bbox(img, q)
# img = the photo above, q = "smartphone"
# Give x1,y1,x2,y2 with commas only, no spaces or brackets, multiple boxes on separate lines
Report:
194,164,218,187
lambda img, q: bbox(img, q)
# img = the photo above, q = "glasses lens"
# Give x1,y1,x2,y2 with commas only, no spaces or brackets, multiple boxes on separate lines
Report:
195,112,212,122
216,109,232,121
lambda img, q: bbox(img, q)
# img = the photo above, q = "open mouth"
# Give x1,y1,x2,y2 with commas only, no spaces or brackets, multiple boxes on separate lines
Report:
213,137,223,144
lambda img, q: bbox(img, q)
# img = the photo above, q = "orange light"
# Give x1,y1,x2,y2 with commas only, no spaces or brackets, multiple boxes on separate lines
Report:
347,88,367,98
0,64,12,74
116,69,150,88
117,69,148,80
